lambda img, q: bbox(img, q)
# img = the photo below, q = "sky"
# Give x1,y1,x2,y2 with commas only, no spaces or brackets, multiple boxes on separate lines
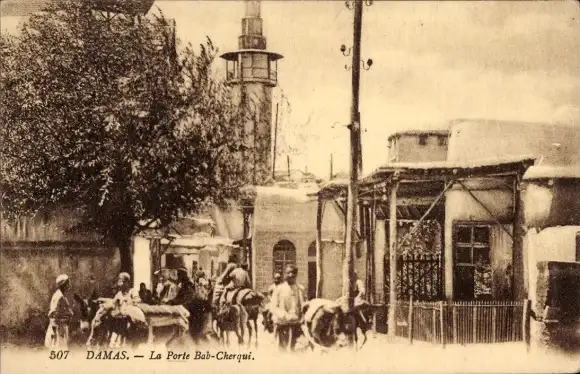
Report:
2,0,579,179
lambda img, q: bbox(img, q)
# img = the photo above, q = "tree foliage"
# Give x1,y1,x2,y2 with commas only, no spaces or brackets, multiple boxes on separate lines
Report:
0,0,251,273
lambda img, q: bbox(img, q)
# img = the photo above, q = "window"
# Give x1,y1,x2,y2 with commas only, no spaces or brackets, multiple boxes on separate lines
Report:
453,224,492,300
273,240,296,276
418,135,427,146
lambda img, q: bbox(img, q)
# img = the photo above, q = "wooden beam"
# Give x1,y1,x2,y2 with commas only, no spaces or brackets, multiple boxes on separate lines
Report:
387,180,400,337
397,181,453,248
511,176,525,300
316,198,325,298
456,180,514,240
397,196,440,206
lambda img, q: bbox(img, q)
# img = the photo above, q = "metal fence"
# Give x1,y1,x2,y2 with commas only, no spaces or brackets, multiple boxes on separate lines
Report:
384,253,443,301
386,299,530,346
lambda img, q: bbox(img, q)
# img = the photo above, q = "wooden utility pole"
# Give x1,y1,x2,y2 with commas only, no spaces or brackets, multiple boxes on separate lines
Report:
272,103,279,180
330,153,334,180
342,0,363,313
388,181,399,336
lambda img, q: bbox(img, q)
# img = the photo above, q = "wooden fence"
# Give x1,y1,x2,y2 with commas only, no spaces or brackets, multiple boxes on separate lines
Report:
386,299,531,346
384,253,443,301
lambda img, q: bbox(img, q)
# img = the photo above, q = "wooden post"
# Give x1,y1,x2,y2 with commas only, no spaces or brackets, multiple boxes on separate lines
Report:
473,304,478,344
492,306,497,343
432,306,437,344
148,324,154,344
522,299,531,352
387,181,400,336
439,301,446,348
342,0,364,319
452,304,457,344
511,304,518,341
408,296,414,344
316,198,324,298
372,307,378,335
512,177,525,300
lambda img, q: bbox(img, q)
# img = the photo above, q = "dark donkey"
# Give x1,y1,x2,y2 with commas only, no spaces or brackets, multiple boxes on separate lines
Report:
72,293,101,346
220,288,265,348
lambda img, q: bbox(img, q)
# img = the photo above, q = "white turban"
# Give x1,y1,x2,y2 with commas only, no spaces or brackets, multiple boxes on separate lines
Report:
56,274,69,287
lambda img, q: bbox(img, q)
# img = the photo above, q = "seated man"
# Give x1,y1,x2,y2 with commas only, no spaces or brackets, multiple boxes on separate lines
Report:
113,272,141,308
226,263,252,290
111,272,143,348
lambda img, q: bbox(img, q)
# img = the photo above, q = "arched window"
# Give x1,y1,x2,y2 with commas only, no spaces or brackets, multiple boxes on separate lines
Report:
273,240,296,276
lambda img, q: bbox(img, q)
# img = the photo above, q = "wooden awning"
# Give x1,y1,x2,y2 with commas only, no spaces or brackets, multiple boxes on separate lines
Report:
316,156,536,202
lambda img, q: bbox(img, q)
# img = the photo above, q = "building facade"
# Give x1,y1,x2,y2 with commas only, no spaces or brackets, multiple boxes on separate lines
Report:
324,119,580,307
387,130,449,163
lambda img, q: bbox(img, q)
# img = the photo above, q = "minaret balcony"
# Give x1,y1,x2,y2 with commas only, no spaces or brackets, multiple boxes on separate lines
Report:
221,49,283,87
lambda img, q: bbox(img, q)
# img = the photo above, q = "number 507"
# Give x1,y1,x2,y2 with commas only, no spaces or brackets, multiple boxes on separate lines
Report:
49,350,69,360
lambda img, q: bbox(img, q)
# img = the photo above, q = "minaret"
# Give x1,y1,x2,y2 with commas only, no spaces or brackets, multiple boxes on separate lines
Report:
220,0,283,184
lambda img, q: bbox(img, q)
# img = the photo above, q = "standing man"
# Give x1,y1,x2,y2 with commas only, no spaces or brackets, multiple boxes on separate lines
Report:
267,272,282,299
270,265,305,351
353,270,366,306
45,274,74,349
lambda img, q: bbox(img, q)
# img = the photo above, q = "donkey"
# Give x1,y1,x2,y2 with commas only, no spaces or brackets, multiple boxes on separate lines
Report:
220,288,265,348
215,301,248,347
301,298,354,353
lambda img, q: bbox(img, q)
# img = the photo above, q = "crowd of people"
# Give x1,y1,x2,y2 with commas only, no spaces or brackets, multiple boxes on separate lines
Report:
45,256,366,352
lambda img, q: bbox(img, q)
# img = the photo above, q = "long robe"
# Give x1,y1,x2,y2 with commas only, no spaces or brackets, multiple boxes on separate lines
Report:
44,289,73,349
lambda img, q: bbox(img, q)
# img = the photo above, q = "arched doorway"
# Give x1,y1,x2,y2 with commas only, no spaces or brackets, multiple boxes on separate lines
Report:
307,241,317,299
273,240,296,276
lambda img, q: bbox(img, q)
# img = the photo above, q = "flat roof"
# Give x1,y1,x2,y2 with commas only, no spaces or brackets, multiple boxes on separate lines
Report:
523,165,580,180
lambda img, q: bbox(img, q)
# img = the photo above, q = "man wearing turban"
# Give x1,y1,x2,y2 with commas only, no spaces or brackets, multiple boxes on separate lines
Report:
45,274,74,349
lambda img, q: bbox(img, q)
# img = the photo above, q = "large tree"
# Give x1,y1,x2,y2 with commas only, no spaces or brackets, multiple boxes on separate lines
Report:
0,0,251,274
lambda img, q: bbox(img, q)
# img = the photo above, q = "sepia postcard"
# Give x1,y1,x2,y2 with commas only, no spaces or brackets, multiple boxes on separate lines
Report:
1,0,579,373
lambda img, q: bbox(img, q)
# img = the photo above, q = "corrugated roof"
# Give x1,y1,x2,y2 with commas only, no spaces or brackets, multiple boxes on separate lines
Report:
374,155,536,172
387,129,449,142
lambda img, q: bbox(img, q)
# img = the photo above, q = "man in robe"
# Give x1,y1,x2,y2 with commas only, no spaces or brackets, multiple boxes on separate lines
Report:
212,255,238,311
353,270,366,306
267,272,282,299
45,274,74,349
113,272,141,307
270,265,305,351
